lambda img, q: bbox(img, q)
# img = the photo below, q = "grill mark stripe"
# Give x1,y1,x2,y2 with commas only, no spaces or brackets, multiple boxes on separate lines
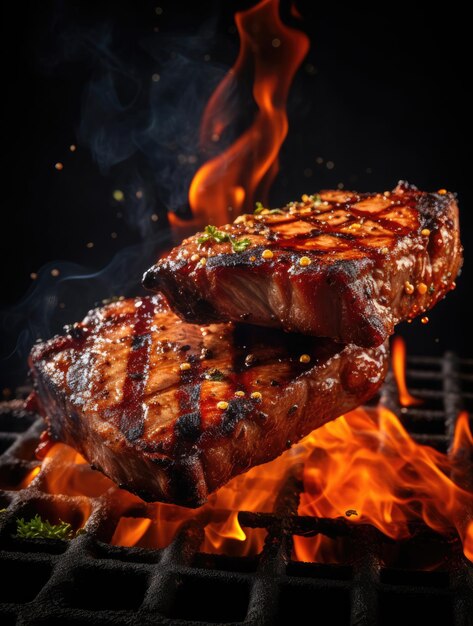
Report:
118,298,156,442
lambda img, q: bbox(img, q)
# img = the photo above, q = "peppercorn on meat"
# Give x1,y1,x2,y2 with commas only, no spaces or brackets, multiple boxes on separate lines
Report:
143,182,462,347
30,295,388,507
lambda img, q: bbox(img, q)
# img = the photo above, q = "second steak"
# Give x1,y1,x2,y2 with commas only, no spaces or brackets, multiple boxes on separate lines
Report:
143,182,462,347
30,295,388,507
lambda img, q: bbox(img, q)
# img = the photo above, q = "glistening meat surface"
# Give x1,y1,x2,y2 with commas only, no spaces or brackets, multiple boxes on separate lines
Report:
143,182,462,347
30,295,388,507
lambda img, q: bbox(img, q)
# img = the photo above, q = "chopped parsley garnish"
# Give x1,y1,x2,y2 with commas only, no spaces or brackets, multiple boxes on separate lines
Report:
15,514,82,540
231,237,251,252
198,225,251,253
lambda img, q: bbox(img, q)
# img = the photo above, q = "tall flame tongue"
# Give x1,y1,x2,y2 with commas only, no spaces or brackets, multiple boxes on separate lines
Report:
187,0,309,225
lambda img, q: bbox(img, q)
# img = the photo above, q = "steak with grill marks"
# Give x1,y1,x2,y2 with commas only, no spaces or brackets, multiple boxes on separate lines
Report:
143,182,462,347
29,295,388,507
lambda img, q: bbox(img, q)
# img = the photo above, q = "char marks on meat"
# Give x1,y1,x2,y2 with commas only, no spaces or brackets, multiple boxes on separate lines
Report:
30,295,388,507
143,182,462,347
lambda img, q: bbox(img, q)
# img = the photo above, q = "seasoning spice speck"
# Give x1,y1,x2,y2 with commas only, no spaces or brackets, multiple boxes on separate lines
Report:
180,363,191,371
235,390,245,397
421,228,431,236
217,401,229,410
299,354,311,364
262,249,274,260
417,283,428,295
299,256,311,267
421,316,429,324
250,391,262,401
404,281,415,295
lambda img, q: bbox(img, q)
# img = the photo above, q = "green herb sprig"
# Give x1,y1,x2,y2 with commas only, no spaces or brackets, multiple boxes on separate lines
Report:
198,225,251,253
15,514,82,540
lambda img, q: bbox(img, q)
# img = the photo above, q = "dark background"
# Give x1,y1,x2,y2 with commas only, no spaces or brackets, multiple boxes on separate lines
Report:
2,0,472,387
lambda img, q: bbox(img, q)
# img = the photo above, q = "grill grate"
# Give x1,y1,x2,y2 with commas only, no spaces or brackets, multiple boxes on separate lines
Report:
0,353,472,625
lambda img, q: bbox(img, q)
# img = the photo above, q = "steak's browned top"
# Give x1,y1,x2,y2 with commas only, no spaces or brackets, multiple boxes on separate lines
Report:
143,182,462,347
30,295,388,505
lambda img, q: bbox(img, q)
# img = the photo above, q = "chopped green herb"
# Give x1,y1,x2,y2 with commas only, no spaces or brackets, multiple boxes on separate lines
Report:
198,225,229,245
198,225,250,253
312,194,322,205
231,237,251,252
15,514,80,540
204,368,226,381
254,202,284,215
0,508,7,514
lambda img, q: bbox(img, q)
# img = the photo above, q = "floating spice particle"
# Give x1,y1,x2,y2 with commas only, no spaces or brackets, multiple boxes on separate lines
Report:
299,256,311,267
111,232,118,239
217,401,229,410
30,272,38,280
421,316,429,324
262,249,274,260
345,509,358,517
199,258,207,266
350,222,362,230
272,37,281,47
51,268,60,277
54,162,63,170
151,214,158,222
180,362,191,371
191,254,199,262
152,73,160,82
245,354,257,367
235,390,245,397
438,189,447,195
251,391,262,401
86,242,94,249
113,190,124,202
299,354,311,363
404,281,414,295
249,255,256,262
417,282,428,295
421,228,431,236
69,144,76,152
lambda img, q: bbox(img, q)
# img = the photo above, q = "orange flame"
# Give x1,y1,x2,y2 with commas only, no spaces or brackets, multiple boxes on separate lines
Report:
24,405,472,564
294,406,473,563
188,0,309,226
392,336,422,406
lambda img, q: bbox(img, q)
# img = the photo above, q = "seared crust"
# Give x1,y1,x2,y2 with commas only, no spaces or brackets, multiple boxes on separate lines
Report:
29,295,388,507
143,182,462,347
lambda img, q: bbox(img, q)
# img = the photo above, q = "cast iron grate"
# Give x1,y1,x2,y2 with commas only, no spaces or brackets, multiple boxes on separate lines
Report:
0,352,472,625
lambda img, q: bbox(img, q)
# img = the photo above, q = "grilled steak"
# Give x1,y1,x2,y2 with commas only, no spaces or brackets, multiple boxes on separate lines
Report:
143,182,462,347
30,295,388,507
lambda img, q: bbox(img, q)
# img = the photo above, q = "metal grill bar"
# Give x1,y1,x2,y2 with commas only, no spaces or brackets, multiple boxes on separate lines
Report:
0,353,472,625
